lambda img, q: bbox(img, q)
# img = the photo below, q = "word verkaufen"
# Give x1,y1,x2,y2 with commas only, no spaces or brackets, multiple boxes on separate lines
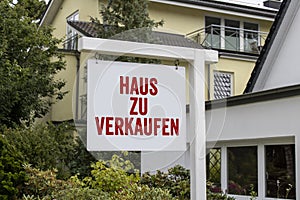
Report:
94,76,180,136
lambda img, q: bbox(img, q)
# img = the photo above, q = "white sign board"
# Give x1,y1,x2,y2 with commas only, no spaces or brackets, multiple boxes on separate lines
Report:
87,60,186,151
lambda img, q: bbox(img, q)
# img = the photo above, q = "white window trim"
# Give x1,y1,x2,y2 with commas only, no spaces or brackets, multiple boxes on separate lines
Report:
210,137,295,200
240,21,244,52
66,11,79,37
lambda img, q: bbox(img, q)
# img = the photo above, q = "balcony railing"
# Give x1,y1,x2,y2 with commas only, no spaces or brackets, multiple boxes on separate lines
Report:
63,34,78,50
186,25,268,54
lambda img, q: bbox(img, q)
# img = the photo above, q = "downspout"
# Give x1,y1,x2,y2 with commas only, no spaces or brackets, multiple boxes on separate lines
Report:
75,51,80,121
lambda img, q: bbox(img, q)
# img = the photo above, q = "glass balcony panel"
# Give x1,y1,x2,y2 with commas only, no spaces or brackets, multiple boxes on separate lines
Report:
205,32,221,49
186,25,268,54
225,20,240,51
244,22,259,53
225,30,240,51
244,32,259,53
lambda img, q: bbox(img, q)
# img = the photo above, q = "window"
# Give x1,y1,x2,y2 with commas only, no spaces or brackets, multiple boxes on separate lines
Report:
206,148,221,193
213,71,233,99
65,11,79,50
265,144,295,199
227,146,258,196
225,19,240,51
206,140,296,199
244,22,259,53
205,16,221,49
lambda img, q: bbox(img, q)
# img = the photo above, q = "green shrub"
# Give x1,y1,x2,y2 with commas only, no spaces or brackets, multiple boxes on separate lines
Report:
45,188,112,200
142,165,235,200
68,137,96,178
83,154,140,193
114,183,176,200
141,165,190,199
2,122,95,179
21,164,112,200
0,135,26,200
22,154,173,200
207,191,236,200
21,164,76,198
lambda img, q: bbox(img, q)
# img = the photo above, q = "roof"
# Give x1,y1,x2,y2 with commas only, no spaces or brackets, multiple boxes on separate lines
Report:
41,0,278,26
215,0,277,8
40,0,63,26
156,0,278,18
244,0,291,93
205,83,300,111
68,21,204,49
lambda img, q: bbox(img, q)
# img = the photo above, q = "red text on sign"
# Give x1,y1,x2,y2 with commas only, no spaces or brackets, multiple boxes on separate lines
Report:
95,116,179,136
129,97,148,115
120,76,158,96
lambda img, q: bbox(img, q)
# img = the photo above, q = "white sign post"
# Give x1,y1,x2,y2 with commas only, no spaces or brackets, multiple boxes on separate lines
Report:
79,37,218,200
87,60,186,151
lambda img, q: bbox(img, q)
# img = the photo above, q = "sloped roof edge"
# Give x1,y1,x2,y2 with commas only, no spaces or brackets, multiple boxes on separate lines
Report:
243,0,291,94
41,0,277,26
67,21,204,49
40,0,64,26
152,0,277,18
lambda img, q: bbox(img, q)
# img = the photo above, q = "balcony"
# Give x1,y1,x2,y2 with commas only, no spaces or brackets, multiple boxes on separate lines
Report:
186,25,268,55
62,34,78,51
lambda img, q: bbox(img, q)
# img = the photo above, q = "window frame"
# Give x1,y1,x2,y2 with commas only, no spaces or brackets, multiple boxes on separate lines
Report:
65,10,79,50
212,70,234,100
209,137,295,200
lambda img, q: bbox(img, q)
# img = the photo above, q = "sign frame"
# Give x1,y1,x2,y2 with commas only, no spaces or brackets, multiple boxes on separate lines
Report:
79,36,218,200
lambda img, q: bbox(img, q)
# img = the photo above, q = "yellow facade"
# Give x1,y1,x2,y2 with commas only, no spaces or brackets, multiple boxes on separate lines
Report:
211,58,255,96
149,2,204,34
51,0,99,47
43,0,274,121
50,53,78,121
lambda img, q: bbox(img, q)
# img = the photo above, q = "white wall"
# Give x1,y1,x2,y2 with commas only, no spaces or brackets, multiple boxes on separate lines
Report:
206,96,300,142
253,1,300,91
142,94,300,199
206,95,300,199
263,3,300,90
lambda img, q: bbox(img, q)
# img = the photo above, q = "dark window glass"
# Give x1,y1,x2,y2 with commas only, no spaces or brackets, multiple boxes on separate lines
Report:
265,144,295,199
205,16,221,49
244,22,258,33
206,148,221,193
225,20,239,36
228,146,258,195
205,16,221,33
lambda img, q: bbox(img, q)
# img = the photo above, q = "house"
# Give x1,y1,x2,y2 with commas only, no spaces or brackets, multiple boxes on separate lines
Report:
144,0,299,198
40,0,278,122
39,0,300,199
205,0,299,199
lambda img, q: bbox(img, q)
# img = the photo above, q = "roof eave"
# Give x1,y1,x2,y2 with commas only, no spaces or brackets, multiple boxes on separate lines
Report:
40,0,64,26
206,83,300,111
67,21,94,37
150,0,277,20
